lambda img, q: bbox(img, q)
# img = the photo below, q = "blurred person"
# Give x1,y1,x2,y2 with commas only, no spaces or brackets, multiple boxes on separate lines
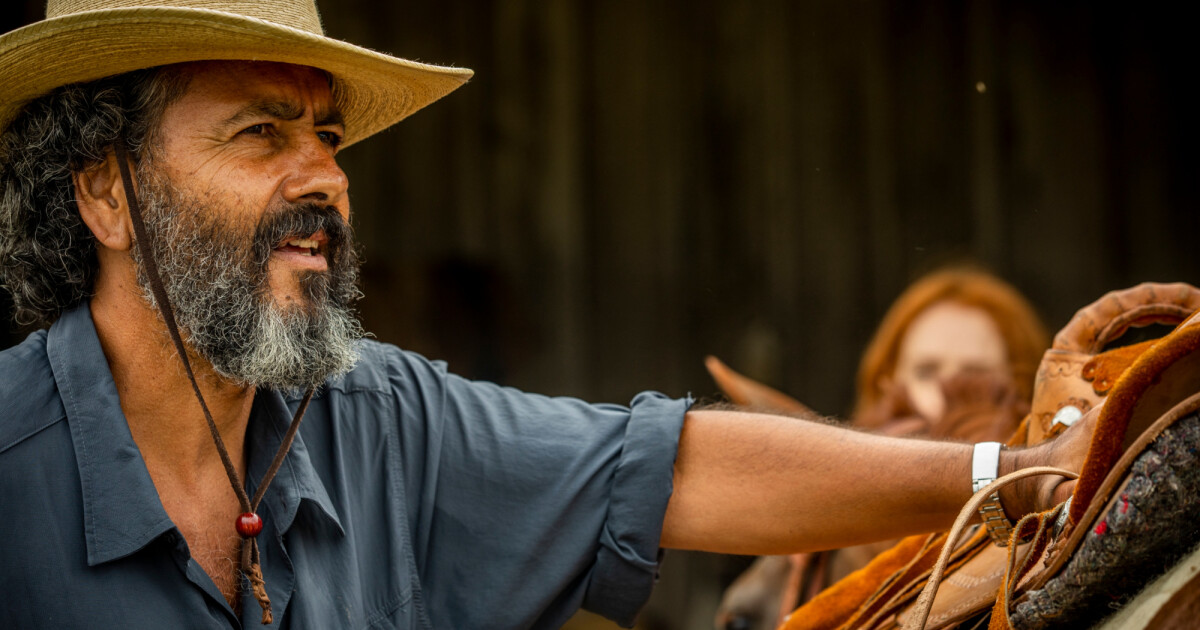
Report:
853,268,1048,440
715,268,1049,630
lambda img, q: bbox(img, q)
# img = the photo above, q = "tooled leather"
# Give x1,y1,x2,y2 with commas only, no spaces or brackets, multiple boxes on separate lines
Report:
1026,350,1102,445
1027,284,1200,445
894,545,1012,628
862,534,992,629
850,534,981,629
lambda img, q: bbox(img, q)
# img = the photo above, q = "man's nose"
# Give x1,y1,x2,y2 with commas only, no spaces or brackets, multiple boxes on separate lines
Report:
281,135,349,211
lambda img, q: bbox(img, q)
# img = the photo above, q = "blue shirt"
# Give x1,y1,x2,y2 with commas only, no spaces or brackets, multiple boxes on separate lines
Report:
0,304,688,629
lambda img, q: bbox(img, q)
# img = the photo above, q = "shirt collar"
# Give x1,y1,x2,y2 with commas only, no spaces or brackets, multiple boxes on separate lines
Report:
47,303,174,566
47,303,343,568
245,389,344,538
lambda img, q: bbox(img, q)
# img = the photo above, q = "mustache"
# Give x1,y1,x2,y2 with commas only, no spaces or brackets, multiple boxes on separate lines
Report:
251,203,352,268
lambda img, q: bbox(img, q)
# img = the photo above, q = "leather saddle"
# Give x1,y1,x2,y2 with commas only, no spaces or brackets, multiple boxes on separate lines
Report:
778,282,1200,630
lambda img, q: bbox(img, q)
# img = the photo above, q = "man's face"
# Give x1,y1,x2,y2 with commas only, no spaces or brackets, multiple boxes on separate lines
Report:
155,61,351,306
133,61,363,389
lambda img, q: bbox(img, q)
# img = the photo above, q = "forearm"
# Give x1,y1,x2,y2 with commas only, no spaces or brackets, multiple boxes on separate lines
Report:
660,409,1028,555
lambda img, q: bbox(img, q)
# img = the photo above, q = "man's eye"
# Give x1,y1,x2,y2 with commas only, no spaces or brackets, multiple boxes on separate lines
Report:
318,130,343,148
240,123,268,136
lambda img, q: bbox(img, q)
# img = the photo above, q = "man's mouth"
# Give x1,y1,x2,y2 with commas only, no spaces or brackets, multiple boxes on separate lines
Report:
278,237,320,256
272,230,329,269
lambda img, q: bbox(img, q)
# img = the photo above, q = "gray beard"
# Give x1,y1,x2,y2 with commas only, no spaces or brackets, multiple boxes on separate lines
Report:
130,169,363,390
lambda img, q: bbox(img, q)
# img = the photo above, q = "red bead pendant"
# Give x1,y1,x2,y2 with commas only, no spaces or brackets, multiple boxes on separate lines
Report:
236,512,264,538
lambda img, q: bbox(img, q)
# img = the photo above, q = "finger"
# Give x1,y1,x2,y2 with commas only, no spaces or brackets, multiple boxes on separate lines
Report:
1049,478,1076,507
1060,401,1103,453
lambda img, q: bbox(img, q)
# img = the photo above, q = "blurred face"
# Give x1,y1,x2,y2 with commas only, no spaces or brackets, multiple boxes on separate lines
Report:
892,301,1008,421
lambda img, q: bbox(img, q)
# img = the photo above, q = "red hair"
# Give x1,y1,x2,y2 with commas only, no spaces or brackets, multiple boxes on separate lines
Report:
853,268,1049,420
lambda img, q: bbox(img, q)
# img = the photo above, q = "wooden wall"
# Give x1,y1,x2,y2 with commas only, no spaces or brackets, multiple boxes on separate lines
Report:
313,0,1198,415
2,2,1197,628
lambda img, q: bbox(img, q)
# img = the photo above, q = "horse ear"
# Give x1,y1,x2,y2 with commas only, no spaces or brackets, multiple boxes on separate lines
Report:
704,355,814,415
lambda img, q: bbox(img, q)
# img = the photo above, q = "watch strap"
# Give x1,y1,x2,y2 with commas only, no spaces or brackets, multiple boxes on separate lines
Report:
972,442,1016,546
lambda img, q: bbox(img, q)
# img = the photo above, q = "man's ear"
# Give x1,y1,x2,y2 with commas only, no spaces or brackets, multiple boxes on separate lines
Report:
74,149,132,252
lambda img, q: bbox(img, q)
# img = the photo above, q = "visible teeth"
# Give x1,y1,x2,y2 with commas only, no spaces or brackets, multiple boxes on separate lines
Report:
286,238,319,249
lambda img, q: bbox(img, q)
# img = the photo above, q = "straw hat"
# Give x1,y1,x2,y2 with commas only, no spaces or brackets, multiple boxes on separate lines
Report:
0,0,473,148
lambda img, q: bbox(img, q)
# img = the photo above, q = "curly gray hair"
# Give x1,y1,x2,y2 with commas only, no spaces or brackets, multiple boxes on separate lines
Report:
0,67,190,327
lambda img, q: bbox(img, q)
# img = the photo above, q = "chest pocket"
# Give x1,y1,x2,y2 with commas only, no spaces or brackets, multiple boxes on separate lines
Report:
276,395,431,630
279,499,425,630
275,363,436,629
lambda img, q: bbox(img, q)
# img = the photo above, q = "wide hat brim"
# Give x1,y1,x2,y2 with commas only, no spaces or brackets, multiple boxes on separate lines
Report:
0,7,474,148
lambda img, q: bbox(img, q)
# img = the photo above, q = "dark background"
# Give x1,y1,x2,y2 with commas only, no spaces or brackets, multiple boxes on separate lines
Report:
3,2,1196,628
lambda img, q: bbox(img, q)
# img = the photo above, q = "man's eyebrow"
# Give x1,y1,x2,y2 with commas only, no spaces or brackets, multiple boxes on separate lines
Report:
315,107,344,127
221,99,344,129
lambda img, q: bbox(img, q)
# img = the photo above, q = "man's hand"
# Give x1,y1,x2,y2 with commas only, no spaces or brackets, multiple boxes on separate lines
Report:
999,402,1101,519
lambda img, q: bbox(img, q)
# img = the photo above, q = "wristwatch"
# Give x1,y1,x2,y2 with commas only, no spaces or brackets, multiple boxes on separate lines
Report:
972,441,1016,546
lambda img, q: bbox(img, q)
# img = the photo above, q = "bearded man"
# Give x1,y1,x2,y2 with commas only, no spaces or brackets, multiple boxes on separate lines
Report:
0,2,1092,629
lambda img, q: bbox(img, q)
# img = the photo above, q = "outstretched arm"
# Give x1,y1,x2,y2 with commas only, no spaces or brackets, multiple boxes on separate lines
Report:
660,407,1090,555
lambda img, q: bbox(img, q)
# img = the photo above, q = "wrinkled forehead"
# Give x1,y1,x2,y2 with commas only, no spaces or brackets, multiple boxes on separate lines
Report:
162,60,341,130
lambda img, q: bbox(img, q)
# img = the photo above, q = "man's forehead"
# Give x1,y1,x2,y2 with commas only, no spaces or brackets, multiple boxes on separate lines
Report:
169,60,341,123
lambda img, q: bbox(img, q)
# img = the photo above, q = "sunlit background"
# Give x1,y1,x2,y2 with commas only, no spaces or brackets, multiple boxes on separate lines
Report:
3,2,1195,628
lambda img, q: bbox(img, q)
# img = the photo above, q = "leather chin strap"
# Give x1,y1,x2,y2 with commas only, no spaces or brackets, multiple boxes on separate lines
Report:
112,138,314,625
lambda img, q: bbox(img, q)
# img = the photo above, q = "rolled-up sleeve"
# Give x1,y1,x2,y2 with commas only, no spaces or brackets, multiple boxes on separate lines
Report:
584,392,689,625
387,348,689,629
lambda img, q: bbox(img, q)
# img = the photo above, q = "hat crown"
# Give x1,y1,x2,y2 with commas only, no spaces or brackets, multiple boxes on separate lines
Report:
46,0,325,35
